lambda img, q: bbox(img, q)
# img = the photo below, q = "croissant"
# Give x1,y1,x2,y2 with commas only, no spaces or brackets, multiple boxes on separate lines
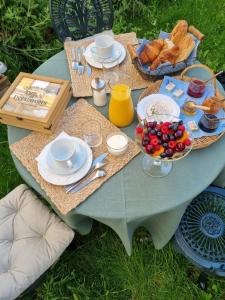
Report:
170,20,188,45
139,39,164,65
150,45,180,70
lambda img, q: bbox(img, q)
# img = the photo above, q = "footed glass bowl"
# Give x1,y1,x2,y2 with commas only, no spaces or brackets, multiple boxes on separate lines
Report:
135,114,193,177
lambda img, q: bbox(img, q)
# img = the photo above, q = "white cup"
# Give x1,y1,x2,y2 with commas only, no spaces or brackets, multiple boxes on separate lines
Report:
91,35,114,59
50,138,76,169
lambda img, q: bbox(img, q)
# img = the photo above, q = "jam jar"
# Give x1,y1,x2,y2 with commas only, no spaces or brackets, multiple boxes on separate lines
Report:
202,97,223,114
187,79,206,98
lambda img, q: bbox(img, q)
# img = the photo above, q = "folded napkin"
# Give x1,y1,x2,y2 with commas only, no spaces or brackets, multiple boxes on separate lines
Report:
36,131,72,165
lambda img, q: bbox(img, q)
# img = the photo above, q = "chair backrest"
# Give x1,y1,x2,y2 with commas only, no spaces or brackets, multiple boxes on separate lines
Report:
50,0,114,42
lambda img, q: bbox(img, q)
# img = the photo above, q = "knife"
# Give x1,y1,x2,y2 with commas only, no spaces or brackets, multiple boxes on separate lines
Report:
64,152,108,192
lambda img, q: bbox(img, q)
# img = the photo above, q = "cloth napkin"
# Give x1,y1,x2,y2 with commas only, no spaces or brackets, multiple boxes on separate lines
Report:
159,76,225,138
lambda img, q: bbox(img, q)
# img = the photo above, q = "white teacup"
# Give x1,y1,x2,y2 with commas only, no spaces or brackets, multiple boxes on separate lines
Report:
50,138,76,169
91,34,114,59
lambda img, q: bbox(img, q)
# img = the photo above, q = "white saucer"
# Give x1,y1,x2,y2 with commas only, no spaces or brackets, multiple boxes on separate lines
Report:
84,41,126,69
91,44,122,63
47,143,87,175
137,94,180,121
37,137,93,186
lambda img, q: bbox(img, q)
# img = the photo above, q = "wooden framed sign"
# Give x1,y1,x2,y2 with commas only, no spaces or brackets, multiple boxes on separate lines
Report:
0,72,72,134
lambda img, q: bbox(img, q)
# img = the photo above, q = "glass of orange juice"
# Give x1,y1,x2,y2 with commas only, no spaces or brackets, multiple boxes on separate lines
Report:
105,67,134,127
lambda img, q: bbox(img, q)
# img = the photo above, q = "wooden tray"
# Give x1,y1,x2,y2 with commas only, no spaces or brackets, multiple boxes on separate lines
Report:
138,73,225,150
0,72,72,134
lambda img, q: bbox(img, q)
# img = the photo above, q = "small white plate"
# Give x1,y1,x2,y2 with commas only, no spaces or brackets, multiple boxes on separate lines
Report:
137,94,180,121
37,137,93,186
47,142,87,175
84,41,126,69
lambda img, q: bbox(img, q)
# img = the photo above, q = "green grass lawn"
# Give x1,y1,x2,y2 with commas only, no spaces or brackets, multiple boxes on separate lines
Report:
1,0,225,299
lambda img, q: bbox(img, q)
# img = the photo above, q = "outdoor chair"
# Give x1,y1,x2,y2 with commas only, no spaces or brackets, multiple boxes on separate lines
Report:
50,0,114,42
0,184,74,300
174,185,225,288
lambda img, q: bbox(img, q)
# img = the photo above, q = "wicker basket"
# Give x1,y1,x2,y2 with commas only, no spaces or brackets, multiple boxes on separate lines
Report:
138,68,225,150
127,25,204,81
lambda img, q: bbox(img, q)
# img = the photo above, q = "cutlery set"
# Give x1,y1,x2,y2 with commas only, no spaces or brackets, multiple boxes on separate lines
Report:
71,46,92,76
65,152,108,194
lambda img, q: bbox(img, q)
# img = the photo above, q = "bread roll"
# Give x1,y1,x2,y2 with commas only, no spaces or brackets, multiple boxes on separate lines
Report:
170,20,188,45
175,34,195,62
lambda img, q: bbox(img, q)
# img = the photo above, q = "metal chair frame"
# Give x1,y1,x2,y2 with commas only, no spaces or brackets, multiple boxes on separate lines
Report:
50,0,114,42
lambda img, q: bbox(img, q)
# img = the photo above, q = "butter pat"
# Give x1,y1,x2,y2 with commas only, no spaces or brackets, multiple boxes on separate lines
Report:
166,82,176,92
173,89,184,97
188,120,199,131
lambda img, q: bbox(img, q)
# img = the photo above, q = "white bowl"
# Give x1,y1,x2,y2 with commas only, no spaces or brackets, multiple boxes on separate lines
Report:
106,132,128,156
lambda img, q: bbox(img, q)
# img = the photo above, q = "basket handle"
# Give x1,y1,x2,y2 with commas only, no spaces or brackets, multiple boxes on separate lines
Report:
188,26,205,41
181,64,221,97
127,43,138,63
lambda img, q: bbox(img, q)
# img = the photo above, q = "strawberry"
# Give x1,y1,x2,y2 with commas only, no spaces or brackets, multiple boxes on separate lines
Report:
178,125,185,132
136,126,143,134
154,144,161,151
168,141,176,149
164,122,171,126
160,125,169,134
184,139,191,146
150,136,159,146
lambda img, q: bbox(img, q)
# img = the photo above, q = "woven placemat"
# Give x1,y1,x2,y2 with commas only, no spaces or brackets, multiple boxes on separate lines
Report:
10,99,140,215
64,32,150,97
139,77,225,150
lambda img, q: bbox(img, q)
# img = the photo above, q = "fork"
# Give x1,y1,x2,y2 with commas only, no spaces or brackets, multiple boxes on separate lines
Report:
77,47,84,75
71,48,78,70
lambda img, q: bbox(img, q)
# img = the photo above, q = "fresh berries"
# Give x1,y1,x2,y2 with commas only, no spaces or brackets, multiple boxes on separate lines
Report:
150,136,159,146
178,125,185,131
165,148,174,157
168,141,176,149
145,144,154,154
184,139,191,146
176,142,185,152
137,119,191,159
161,125,169,134
162,134,169,142
136,126,143,134
174,130,183,139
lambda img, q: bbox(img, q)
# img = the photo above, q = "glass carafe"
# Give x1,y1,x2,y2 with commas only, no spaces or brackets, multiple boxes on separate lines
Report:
108,71,134,127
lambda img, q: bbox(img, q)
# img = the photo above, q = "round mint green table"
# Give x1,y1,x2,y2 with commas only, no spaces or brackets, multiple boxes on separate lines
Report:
8,51,225,255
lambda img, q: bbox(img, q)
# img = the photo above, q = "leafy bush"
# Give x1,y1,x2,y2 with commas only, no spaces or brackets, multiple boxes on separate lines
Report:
0,0,225,81
0,0,62,80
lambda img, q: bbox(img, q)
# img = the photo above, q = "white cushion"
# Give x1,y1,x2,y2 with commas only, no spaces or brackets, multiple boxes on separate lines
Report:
0,184,74,300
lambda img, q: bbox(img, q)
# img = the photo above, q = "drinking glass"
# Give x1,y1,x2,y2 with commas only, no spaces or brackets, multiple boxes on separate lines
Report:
82,120,102,147
102,60,120,85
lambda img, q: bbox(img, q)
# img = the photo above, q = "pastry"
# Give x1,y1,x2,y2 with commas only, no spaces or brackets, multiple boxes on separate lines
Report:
139,39,164,65
170,20,188,45
170,20,195,62
175,34,195,63
150,45,180,70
